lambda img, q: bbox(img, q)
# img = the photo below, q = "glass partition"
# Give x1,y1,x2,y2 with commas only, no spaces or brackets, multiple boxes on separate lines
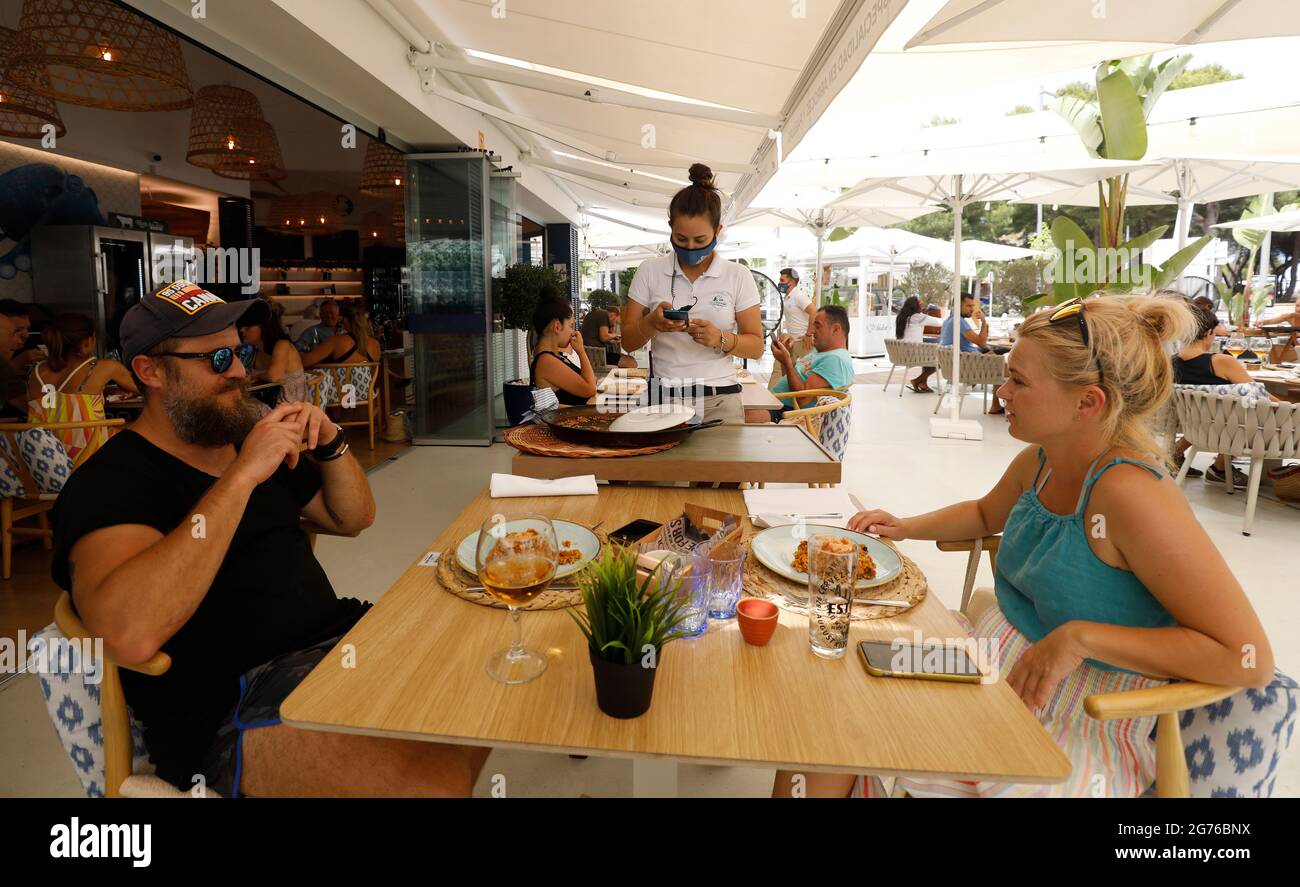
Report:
404,153,493,445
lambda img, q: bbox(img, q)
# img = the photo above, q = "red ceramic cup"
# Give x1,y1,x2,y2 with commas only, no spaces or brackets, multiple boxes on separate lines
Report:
736,598,779,646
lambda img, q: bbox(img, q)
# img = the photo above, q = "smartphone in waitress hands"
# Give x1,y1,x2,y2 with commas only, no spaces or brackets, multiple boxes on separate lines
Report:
663,309,691,323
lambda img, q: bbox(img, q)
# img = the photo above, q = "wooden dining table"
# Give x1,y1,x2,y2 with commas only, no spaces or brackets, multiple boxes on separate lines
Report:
280,486,1071,796
511,422,841,485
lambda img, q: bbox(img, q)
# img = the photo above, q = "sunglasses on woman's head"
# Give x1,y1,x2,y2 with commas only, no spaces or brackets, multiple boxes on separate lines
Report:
151,343,257,374
1048,297,1104,385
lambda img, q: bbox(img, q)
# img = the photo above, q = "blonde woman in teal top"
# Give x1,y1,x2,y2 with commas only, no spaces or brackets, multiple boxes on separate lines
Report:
775,293,1273,799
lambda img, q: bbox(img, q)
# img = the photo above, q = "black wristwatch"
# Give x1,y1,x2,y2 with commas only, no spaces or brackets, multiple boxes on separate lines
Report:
310,425,347,461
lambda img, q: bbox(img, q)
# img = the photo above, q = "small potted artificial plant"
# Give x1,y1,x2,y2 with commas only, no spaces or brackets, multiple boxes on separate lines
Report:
569,545,691,719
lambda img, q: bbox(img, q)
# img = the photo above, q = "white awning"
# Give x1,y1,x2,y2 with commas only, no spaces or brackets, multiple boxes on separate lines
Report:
908,1,1298,49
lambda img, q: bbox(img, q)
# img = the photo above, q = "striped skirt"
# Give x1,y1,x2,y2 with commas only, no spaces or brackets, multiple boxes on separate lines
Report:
857,603,1166,798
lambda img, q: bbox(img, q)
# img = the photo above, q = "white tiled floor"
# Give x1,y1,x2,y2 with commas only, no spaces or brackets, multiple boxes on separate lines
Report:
3,366,1296,797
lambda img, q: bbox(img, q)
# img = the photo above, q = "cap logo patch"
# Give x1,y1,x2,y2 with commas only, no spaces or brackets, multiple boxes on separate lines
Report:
155,280,224,316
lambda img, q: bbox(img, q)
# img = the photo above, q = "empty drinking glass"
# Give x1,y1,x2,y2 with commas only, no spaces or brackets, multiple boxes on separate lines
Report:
661,552,710,639
807,535,857,659
706,541,746,620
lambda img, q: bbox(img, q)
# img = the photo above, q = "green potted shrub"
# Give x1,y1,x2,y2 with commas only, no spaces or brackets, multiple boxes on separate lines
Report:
569,546,691,719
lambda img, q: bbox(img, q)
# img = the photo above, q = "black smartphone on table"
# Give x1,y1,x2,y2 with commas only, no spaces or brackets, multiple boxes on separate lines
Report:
609,519,662,545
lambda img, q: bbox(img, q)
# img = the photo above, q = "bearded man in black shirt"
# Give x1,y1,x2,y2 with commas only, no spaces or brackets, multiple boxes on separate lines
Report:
53,280,489,797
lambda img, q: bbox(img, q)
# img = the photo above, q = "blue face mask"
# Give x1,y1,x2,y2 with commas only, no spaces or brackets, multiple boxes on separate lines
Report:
777,282,789,294
672,237,717,267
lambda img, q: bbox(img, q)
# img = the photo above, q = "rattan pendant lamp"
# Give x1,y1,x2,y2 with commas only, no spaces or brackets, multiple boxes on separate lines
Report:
359,140,405,197
210,116,288,182
0,26,66,139
6,0,193,111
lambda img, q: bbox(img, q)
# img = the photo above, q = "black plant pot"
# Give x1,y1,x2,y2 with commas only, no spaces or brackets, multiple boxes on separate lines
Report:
589,646,658,719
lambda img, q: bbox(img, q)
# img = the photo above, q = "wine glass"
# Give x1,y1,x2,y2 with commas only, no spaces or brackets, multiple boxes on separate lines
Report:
1249,336,1271,364
476,512,557,684
1226,336,1247,360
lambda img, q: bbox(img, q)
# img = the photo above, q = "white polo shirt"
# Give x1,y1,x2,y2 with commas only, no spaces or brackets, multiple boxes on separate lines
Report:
782,284,813,337
627,252,760,387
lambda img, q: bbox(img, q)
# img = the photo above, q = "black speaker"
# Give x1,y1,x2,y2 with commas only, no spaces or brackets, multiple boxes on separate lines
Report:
218,197,254,249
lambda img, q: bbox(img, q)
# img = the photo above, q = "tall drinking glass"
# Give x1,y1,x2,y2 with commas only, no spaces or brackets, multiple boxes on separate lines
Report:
476,513,557,684
706,541,746,619
661,552,710,639
807,536,857,659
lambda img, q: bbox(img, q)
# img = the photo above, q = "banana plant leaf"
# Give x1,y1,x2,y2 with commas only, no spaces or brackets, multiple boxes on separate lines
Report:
1096,69,1147,161
1141,54,1192,118
1049,95,1103,157
828,226,856,242
1150,236,1212,291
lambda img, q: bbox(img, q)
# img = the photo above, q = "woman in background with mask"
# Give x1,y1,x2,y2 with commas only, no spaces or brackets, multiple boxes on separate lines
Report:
620,164,765,424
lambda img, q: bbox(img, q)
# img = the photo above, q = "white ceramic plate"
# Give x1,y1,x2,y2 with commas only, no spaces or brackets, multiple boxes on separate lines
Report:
750,524,902,590
457,520,602,580
609,403,696,433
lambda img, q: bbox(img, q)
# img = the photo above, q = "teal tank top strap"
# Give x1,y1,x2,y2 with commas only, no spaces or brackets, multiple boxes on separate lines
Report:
1075,455,1164,515
1030,446,1049,491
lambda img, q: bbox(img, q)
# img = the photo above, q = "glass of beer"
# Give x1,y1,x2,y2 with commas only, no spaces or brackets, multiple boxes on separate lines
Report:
807,535,857,659
1226,336,1247,360
476,512,558,684
1249,337,1270,363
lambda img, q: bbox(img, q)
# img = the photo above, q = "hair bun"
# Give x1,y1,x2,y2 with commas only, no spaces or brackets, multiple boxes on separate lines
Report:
1130,295,1196,346
687,163,715,188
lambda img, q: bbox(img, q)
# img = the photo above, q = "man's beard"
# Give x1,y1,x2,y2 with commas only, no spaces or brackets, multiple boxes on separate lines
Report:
163,376,262,447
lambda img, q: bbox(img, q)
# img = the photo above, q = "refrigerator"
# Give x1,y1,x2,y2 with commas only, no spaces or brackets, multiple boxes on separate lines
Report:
30,226,194,361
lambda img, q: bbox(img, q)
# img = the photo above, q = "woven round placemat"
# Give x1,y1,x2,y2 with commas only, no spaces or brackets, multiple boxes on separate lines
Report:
503,423,678,458
741,536,927,621
433,530,609,610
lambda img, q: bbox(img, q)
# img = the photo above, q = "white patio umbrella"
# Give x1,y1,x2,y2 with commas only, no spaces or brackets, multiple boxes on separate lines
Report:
728,205,945,304
1213,207,1300,233
907,1,1299,48
830,155,1159,440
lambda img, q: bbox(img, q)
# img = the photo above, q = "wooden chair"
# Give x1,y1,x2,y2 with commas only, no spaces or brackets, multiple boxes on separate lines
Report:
0,418,125,579
305,370,325,409
53,591,177,798
774,388,852,488
940,536,1239,798
314,362,381,449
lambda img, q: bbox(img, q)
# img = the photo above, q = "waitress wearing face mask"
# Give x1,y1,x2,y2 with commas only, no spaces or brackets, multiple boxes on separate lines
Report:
620,164,765,424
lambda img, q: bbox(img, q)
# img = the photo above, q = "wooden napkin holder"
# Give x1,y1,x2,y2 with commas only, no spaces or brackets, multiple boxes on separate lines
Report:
631,502,744,587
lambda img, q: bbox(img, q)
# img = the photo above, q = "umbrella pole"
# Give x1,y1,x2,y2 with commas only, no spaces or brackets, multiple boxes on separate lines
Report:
930,179,982,441
815,229,825,307
950,195,963,424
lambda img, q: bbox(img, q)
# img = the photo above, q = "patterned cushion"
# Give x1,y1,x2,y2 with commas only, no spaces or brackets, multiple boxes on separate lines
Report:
1175,381,1271,409
317,366,373,408
1179,670,1297,798
16,427,73,494
0,458,27,499
29,624,152,798
816,396,852,462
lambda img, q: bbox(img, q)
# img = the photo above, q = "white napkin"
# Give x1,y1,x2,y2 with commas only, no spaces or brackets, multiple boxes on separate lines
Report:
597,376,648,393
490,473,598,498
744,487,861,530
